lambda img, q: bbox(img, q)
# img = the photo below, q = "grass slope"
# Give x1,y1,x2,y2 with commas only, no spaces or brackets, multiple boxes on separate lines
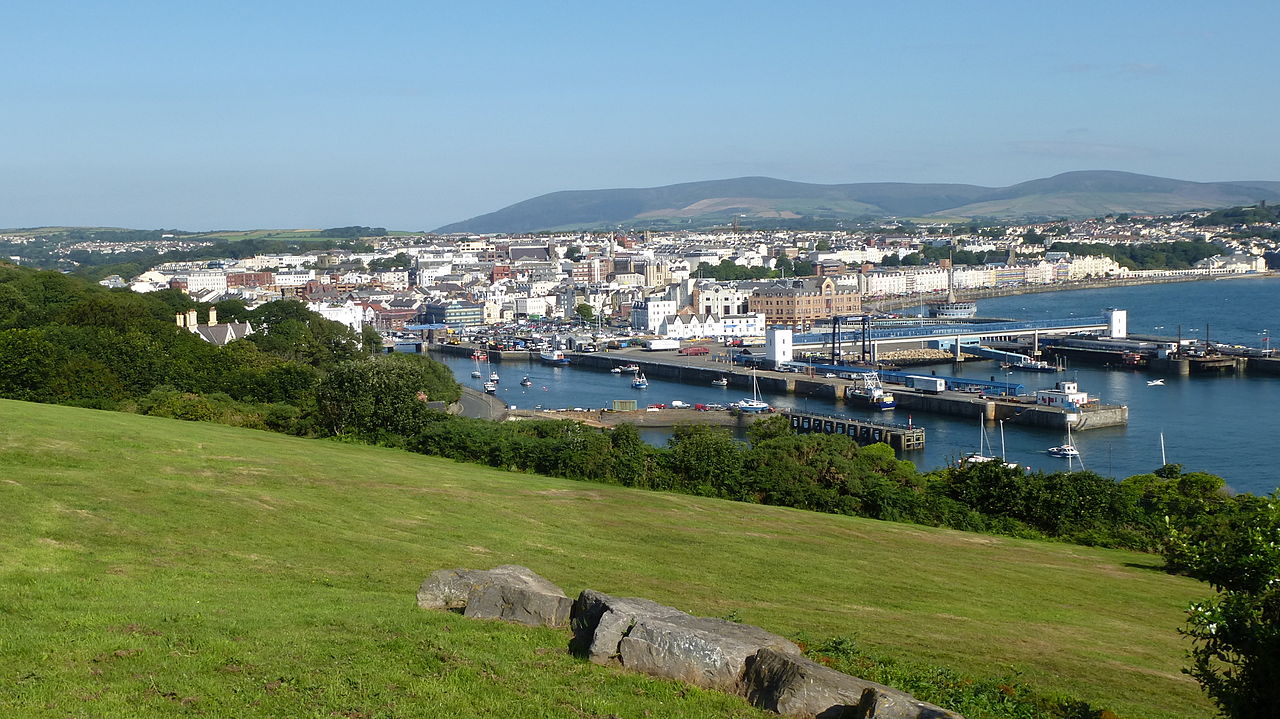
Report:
0,400,1211,718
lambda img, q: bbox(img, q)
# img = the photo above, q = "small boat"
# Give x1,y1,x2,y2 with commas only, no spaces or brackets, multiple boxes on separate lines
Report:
735,370,770,412
539,349,571,366
958,414,1019,468
844,371,896,410
470,370,482,378
610,367,623,374
1147,378,1165,386
520,376,533,386
619,364,640,373
482,381,497,394
1047,444,1081,458
489,371,500,383
1003,359,1062,373
632,371,649,389
711,377,728,387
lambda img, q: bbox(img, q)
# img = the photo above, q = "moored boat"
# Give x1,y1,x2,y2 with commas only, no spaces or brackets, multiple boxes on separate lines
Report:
631,371,649,389
483,381,497,394
539,349,571,365
735,370,770,412
520,376,533,386
711,376,728,386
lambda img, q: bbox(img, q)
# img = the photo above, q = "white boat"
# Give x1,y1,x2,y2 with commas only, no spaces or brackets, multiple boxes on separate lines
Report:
959,413,1019,468
610,367,623,374
470,370,482,378
631,371,649,389
735,370,770,412
619,364,640,373
711,376,728,386
1047,423,1085,468
482,381,497,394
844,372,895,410
489,371,500,383
1147,378,1165,386
520,376,533,386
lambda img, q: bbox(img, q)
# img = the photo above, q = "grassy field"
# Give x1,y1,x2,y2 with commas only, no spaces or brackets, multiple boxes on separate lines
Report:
0,400,1212,718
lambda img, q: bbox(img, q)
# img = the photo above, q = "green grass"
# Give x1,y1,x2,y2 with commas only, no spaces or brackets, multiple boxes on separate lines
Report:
0,400,1212,718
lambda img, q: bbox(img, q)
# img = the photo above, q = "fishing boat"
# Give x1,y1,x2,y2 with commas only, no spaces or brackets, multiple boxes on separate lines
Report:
735,370,770,412
520,376,533,386
471,350,488,361
631,371,649,389
482,381,497,394
711,376,729,386
843,371,895,410
539,348,571,366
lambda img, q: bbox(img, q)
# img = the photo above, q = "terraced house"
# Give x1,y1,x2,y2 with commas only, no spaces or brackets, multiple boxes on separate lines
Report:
748,277,860,327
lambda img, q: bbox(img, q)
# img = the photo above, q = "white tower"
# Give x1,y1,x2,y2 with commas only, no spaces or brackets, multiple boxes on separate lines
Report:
766,328,793,365
1105,308,1127,339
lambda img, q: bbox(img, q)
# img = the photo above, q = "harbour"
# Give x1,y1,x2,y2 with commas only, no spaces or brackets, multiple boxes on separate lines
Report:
427,276,1280,496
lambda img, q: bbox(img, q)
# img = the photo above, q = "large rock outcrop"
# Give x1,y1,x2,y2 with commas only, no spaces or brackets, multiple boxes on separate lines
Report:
571,590,801,694
417,565,572,628
744,648,962,719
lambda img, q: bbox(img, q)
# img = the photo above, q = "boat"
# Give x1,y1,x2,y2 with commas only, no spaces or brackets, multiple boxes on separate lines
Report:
1147,378,1166,386
470,370,483,378
843,371,896,410
539,349,571,366
631,371,649,389
928,267,977,318
482,381,497,394
488,371,500,383
959,413,1018,468
1003,359,1062,373
619,364,640,373
520,376,533,387
735,370,770,412
471,350,488,361
1047,422,1084,468
610,367,623,374
711,376,729,387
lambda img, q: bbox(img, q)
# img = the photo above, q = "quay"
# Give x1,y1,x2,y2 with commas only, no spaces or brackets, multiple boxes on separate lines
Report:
429,344,1125,431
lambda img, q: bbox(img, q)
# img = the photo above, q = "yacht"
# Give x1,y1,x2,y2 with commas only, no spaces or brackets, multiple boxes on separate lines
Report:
482,381,497,394
711,376,729,386
735,370,770,412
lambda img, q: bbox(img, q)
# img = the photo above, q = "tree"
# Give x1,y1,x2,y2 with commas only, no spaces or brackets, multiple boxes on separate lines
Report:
575,303,595,321
815,239,832,251
314,354,460,437
1169,493,1280,718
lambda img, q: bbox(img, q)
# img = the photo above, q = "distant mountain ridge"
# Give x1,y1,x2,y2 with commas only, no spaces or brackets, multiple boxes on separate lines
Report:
436,171,1280,233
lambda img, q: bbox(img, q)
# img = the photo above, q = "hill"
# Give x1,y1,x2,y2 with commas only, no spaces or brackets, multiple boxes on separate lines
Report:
0,399,1211,718
435,170,1280,233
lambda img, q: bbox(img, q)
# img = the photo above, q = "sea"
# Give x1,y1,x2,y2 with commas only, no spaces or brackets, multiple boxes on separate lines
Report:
432,276,1280,496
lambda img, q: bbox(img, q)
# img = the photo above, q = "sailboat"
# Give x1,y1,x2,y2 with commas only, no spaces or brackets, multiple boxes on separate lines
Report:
1049,419,1080,458
735,370,770,412
631,371,649,389
960,413,998,465
470,355,483,378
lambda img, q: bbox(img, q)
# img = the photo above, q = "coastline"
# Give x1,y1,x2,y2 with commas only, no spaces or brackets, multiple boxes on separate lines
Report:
864,271,1277,313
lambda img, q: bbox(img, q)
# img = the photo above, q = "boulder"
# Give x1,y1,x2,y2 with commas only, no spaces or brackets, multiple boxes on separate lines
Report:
570,589,687,664
618,613,802,694
417,565,572,628
854,687,963,719
744,648,961,719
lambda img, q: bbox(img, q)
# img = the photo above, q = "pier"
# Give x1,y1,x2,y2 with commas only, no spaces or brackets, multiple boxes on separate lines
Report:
783,410,926,451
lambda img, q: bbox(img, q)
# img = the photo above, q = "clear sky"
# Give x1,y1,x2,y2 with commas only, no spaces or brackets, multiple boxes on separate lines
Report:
2,1,1277,231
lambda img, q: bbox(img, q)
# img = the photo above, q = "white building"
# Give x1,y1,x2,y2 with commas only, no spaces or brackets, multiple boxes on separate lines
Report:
630,299,679,332
273,269,316,287
307,299,367,331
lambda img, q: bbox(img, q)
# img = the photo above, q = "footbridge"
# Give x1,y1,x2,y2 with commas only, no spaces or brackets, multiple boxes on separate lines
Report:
793,316,1109,360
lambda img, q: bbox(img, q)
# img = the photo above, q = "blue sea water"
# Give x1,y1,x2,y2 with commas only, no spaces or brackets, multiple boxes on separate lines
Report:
436,277,1280,496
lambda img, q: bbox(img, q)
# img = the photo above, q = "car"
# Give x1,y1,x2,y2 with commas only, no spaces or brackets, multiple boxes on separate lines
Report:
824,373,838,378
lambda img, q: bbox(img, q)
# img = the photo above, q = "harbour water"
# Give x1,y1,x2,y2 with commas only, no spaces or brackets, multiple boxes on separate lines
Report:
434,276,1280,496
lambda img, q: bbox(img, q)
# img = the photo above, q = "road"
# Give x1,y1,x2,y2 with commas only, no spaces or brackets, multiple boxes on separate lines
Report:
457,387,508,421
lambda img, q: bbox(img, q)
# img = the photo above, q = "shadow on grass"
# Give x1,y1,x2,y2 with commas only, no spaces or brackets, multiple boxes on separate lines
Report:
1123,561,1168,573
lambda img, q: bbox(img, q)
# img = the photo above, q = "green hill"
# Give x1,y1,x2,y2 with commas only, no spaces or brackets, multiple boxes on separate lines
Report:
435,171,1280,232
0,399,1211,718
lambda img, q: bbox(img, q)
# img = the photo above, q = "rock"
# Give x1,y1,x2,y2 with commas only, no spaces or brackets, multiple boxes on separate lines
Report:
618,613,802,694
743,649,964,719
417,568,490,610
854,687,962,719
417,565,572,628
570,589,689,664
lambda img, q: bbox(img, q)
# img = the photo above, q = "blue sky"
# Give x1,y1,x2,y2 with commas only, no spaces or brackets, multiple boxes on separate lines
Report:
2,1,1276,230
